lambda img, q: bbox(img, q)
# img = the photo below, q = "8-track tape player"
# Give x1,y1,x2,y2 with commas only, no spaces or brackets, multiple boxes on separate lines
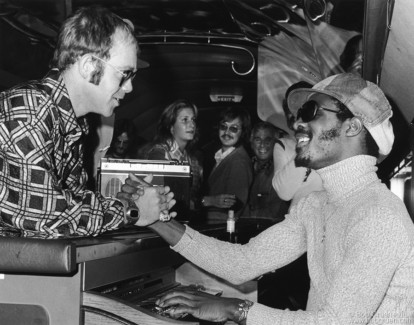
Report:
99,158,192,220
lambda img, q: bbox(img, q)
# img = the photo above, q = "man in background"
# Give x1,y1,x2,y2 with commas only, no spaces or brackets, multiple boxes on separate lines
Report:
243,121,288,225
200,107,253,224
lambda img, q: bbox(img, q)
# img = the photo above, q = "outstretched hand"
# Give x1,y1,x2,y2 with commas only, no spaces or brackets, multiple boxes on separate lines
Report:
155,288,241,323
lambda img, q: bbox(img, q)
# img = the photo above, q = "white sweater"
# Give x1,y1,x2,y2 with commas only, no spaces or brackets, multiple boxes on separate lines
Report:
173,155,414,324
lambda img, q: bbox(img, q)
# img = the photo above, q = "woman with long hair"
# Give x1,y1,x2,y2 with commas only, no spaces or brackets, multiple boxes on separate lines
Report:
145,99,203,218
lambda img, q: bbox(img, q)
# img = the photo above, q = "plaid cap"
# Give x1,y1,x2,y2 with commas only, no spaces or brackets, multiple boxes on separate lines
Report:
287,73,394,160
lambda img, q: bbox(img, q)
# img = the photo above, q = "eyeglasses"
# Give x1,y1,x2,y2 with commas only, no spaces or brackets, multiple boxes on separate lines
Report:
219,123,241,133
92,55,137,87
297,100,341,123
253,137,275,146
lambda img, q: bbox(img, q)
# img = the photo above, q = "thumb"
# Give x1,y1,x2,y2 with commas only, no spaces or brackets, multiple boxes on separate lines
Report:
144,173,154,183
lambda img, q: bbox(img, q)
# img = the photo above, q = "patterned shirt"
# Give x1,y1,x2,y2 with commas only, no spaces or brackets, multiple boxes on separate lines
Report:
0,70,125,238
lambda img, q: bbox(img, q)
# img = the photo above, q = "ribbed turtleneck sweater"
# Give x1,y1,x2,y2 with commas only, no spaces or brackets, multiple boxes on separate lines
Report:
173,155,414,324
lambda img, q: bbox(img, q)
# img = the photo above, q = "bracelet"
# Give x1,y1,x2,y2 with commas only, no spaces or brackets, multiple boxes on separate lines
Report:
236,299,253,323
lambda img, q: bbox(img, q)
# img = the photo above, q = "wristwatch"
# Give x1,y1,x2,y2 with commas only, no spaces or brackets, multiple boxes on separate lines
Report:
124,199,140,225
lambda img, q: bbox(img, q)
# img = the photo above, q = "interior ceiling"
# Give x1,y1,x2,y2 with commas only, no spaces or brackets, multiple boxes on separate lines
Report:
0,0,367,146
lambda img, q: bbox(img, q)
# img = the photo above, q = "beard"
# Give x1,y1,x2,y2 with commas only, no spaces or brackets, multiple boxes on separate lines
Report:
294,124,341,169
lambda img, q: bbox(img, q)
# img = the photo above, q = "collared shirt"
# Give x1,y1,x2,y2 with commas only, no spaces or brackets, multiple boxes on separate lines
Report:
0,70,125,238
168,139,189,162
213,146,235,166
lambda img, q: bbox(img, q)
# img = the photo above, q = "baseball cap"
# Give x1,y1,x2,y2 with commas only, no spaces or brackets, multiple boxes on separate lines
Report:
287,73,394,161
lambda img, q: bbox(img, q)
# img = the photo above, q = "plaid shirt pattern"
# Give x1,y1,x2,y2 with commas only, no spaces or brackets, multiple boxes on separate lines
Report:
0,70,125,238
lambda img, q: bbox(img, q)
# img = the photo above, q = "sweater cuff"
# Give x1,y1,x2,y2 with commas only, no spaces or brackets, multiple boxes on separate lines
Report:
171,224,197,253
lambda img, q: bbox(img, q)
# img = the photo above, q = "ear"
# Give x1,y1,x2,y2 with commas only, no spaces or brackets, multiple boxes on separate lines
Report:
78,54,95,82
345,116,364,137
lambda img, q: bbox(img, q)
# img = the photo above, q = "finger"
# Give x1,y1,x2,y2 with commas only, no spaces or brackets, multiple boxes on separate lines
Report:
166,191,175,201
131,189,144,200
158,293,197,307
124,177,140,187
129,173,153,187
168,199,176,210
116,192,131,200
120,183,138,194
167,305,194,319
144,173,153,183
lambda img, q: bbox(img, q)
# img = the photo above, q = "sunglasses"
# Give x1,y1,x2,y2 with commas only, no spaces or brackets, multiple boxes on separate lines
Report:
297,100,341,123
219,123,241,133
92,55,137,87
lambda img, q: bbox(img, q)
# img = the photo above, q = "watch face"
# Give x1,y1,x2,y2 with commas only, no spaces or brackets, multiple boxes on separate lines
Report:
126,207,139,222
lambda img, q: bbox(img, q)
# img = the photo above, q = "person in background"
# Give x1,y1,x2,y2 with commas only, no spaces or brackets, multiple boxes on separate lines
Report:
242,121,288,225
273,81,323,209
122,73,414,324
105,118,137,159
0,6,174,238
200,107,253,224
145,99,203,216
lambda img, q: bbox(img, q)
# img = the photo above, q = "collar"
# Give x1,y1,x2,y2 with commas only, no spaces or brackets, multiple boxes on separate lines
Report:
168,139,188,162
317,155,379,203
252,157,273,174
43,69,88,137
214,146,236,166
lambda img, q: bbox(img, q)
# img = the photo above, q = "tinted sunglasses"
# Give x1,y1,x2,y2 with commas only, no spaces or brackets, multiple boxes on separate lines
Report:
92,55,137,87
297,100,341,123
219,123,241,133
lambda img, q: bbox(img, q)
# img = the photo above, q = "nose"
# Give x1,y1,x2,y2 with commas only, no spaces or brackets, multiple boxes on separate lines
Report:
293,117,305,131
121,79,133,93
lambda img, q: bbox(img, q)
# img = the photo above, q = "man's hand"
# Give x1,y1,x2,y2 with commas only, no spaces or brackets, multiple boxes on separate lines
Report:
155,289,243,323
117,173,176,226
209,194,236,209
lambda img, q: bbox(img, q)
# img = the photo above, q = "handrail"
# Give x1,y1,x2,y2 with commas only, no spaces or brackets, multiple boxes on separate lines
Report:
138,40,256,76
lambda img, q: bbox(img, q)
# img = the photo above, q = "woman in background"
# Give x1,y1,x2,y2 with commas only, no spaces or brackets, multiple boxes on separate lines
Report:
145,99,203,219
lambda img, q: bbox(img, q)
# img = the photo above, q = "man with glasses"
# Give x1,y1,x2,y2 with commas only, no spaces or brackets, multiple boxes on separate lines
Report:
0,6,174,238
123,73,414,324
200,107,253,224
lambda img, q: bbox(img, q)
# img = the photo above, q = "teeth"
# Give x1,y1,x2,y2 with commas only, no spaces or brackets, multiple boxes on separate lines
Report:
298,137,310,144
